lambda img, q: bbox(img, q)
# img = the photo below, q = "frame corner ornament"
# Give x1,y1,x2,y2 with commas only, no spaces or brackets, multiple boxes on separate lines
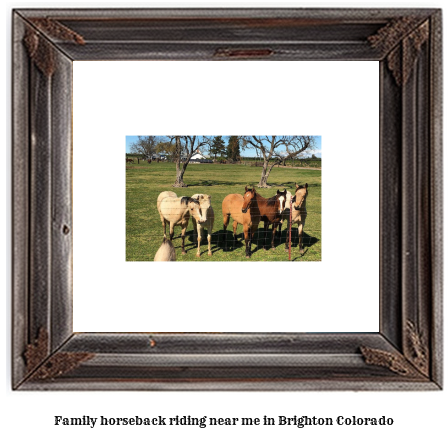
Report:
23,17,85,77
405,320,429,377
359,345,424,379
24,328,94,382
368,17,430,86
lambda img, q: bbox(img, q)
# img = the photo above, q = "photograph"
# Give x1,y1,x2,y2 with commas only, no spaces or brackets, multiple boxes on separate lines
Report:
126,135,322,261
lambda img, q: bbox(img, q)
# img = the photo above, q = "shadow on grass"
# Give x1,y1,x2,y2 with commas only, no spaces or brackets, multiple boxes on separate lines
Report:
187,180,244,187
209,231,244,253
279,229,319,252
247,227,320,253
172,227,319,258
270,181,321,189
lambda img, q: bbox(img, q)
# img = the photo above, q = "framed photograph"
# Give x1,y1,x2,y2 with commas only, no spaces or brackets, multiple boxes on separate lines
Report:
12,8,442,390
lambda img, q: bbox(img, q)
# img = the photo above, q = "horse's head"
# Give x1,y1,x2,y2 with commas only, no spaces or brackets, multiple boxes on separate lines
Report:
293,183,308,210
276,189,288,214
192,194,211,223
242,186,256,213
187,197,203,222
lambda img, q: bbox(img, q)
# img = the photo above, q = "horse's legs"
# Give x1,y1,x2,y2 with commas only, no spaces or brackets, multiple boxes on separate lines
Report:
232,221,238,241
244,225,251,258
196,222,202,257
192,218,197,241
191,218,201,257
277,220,283,242
251,224,257,253
161,216,167,238
271,223,278,249
298,218,306,254
207,231,212,256
284,218,291,251
169,222,175,241
263,221,269,250
180,224,187,255
222,213,229,248
208,216,214,256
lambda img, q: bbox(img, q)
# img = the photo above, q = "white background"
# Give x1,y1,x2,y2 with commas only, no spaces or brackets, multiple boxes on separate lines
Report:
73,60,379,332
3,1,447,438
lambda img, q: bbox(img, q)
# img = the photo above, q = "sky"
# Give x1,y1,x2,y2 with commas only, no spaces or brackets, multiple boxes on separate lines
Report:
126,135,322,158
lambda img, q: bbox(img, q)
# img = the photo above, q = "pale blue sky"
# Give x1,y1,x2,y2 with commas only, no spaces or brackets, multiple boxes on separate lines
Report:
126,135,321,158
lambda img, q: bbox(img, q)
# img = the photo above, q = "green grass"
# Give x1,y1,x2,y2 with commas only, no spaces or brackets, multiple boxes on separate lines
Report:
126,162,321,261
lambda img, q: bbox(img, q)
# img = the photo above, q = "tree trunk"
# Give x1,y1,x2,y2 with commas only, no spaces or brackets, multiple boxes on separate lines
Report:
173,157,191,187
257,160,277,188
173,162,188,187
172,136,188,187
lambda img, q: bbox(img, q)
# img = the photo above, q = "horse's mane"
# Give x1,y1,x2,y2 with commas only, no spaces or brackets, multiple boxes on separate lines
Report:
266,196,277,206
180,196,199,206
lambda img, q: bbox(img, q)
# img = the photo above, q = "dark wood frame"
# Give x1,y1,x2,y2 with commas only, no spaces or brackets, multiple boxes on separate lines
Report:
12,8,442,390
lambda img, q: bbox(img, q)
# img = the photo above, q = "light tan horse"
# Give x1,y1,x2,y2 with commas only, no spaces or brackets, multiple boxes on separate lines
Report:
157,191,202,255
282,183,308,254
191,194,214,257
222,187,261,258
154,237,176,261
157,191,177,212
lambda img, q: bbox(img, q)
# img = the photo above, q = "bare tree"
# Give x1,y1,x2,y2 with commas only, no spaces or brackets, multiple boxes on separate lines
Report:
242,136,317,188
169,136,211,187
129,135,158,160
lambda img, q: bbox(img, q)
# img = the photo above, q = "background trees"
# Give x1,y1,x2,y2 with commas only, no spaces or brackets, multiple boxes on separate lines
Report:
129,136,158,160
127,135,318,188
241,135,317,187
226,136,241,162
209,136,226,159
156,140,176,160
170,136,210,187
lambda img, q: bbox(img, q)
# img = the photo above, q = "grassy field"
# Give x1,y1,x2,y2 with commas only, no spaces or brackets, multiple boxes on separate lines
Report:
126,162,321,261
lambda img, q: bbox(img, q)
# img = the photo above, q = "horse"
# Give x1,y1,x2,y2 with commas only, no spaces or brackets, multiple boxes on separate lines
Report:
222,190,260,258
276,189,292,237
241,187,287,251
157,191,202,255
154,237,176,261
282,183,308,254
191,194,214,257
126,158,134,163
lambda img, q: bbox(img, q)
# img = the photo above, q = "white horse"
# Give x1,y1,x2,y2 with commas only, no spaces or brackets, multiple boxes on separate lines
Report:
191,194,214,257
157,191,202,255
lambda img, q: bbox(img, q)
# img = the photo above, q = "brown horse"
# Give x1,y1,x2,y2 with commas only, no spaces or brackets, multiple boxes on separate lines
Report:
126,158,134,163
222,191,260,258
241,187,287,252
283,183,308,254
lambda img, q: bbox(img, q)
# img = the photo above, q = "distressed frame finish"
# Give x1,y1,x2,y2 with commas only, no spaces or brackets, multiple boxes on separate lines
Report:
12,8,442,390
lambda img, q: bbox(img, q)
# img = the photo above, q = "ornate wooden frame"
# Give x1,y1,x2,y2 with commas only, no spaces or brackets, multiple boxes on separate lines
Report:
12,8,443,390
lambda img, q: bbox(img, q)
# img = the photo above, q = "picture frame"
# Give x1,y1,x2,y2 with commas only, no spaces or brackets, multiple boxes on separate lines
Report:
12,8,442,390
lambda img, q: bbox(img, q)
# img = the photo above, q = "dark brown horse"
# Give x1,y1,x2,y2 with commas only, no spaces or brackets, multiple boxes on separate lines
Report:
126,158,134,163
241,187,287,253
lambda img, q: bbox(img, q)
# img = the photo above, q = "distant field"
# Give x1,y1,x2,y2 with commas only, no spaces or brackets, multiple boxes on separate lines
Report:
126,162,321,261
